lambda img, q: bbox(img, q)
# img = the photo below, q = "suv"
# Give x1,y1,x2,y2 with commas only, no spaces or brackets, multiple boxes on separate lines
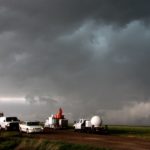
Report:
0,116,19,131
19,121,43,133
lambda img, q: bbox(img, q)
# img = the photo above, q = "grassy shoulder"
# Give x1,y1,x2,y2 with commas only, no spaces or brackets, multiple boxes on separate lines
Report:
108,125,150,139
1,125,150,149
0,131,110,150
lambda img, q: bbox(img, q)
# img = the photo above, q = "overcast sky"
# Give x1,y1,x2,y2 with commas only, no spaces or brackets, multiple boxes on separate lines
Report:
0,0,150,124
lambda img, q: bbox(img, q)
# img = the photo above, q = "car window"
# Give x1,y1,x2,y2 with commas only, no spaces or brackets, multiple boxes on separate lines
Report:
27,122,40,126
6,117,18,122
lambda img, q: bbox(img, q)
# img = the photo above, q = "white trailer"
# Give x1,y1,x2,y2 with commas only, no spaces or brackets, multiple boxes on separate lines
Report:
44,108,68,129
44,115,68,129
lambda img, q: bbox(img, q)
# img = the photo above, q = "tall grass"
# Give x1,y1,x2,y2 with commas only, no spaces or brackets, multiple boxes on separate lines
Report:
0,131,110,150
0,131,21,150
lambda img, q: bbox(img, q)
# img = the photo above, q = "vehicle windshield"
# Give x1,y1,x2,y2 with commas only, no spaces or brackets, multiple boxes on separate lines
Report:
6,117,18,122
79,119,84,123
27,122,40,126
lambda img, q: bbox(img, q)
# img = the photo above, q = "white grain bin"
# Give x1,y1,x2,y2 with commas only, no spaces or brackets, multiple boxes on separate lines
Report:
90,116,102,128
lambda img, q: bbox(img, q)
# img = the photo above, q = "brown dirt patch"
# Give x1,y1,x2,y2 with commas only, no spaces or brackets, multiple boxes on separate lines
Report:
24,129,150,150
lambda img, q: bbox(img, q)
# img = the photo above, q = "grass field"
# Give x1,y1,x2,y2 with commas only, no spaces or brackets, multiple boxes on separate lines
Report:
0,131,109,150
1,125,150,150
108,125,150,139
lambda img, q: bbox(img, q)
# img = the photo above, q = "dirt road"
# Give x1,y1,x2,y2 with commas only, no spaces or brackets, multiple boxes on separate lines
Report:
29,129,150,150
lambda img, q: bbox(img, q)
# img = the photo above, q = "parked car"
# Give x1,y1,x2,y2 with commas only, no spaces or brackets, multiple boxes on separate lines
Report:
19,121,43,133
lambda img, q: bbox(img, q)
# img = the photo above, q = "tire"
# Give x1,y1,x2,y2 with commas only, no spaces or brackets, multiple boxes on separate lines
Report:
26,128,29,134
19,127,22,132
5,126,8,131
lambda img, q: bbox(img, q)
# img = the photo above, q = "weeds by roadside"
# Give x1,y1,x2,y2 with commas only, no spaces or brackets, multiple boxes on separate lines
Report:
0,131,110,150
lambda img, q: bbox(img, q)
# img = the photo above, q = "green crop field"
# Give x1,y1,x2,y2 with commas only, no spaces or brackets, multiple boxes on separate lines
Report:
108,125,150,139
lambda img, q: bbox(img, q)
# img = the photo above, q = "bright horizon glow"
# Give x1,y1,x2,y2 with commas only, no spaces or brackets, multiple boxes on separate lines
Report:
0,97,26,103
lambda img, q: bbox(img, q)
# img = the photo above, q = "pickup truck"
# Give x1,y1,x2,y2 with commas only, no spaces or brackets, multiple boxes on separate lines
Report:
19,121,43,133
0,116,19,131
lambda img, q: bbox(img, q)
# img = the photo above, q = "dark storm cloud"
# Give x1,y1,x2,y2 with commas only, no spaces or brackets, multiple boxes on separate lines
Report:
0,0,150,35
0,0,150,124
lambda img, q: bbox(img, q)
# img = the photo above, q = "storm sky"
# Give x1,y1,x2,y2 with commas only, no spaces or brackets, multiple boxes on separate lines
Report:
0,0,150,124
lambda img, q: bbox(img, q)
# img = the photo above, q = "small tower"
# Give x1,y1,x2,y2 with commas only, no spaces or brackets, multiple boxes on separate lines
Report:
0,112,4,117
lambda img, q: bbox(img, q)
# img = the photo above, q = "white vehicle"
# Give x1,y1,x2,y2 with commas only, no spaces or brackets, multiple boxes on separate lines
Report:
44,108,68,129
0,116,19,131
73,115,107,133
44,116,68,129
19,121,43,133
